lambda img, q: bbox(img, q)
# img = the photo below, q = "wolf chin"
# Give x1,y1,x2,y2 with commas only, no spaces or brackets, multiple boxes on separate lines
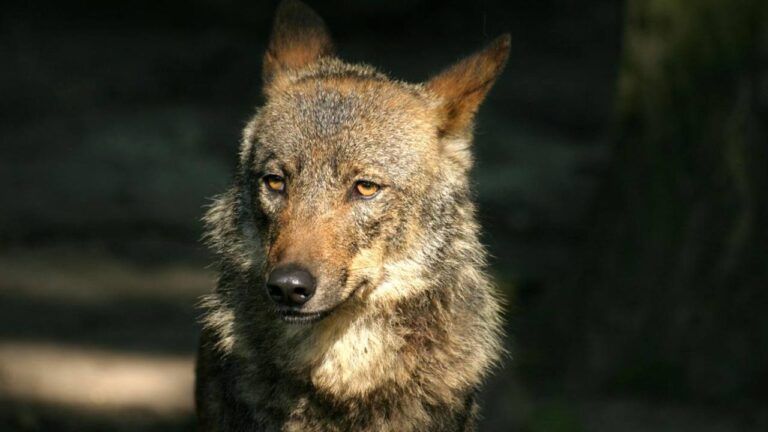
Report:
196,1,510,430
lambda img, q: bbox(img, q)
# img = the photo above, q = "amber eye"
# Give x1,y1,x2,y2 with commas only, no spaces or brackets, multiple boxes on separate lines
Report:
263,175,285,193
354,180,380,198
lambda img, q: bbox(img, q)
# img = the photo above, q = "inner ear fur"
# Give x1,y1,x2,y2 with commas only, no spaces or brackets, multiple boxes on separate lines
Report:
262,0,335,87
426,34,511,138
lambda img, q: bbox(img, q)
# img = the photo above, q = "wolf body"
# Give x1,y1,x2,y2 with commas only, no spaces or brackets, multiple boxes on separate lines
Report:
196,1,510,430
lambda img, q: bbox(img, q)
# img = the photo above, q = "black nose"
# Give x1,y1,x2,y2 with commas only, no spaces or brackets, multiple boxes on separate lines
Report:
265,264,316,307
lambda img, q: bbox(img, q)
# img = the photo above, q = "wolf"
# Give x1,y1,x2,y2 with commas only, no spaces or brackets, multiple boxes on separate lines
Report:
196,1,510,430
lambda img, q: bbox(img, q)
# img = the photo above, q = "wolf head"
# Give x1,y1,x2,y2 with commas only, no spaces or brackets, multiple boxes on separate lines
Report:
207,0,509,326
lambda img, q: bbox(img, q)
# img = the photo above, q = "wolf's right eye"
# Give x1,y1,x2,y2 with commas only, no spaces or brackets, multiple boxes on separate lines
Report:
263,175,285,193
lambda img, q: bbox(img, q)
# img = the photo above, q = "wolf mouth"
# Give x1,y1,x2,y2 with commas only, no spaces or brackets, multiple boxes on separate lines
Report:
275,279,368,325
278,309,331,324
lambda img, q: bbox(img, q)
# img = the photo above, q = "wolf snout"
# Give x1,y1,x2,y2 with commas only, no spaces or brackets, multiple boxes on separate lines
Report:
265,264,316,307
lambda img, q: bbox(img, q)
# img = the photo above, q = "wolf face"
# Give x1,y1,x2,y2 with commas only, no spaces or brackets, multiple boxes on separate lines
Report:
227,0,510,326
247,74,439,322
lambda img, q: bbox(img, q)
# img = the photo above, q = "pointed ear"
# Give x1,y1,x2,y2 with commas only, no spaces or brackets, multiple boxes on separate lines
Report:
426,34,510,137
263,0,335,87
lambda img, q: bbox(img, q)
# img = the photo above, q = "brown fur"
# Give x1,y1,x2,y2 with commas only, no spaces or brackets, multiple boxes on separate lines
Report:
196,1,509,430
428,34,511,139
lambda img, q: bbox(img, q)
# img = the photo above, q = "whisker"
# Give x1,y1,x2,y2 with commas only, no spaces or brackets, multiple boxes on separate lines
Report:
346,265,380,272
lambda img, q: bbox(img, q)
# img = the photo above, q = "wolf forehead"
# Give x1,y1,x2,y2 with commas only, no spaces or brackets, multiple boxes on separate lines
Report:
245,61,440,174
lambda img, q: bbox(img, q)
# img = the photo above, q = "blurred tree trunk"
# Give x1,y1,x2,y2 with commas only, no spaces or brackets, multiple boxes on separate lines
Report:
567,0,768,399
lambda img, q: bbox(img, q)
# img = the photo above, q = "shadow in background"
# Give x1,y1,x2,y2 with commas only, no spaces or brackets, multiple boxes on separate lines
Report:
1,0,766,431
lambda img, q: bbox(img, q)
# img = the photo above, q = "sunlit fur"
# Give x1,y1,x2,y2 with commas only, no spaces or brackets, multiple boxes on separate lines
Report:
196,1,509,430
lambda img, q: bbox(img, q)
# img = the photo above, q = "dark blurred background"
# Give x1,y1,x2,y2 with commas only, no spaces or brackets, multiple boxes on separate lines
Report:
1,0,766,430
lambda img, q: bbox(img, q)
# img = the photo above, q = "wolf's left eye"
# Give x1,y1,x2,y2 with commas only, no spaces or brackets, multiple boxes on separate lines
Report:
263,175,286,193
354,180,380,198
